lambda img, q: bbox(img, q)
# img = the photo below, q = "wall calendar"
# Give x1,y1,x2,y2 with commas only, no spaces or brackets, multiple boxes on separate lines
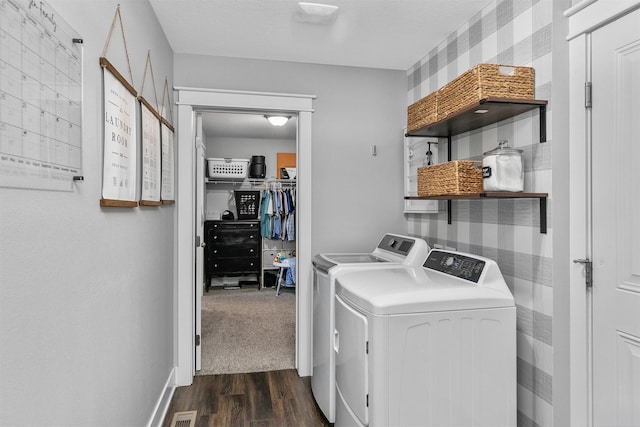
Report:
0,0,83,191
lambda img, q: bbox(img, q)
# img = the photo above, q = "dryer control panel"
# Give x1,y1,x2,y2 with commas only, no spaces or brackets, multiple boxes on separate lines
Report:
376,234,415,255
423,250,486,283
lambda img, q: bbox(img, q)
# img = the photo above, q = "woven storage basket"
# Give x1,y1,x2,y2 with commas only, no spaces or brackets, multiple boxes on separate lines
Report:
407,90,439,133
438,64,534,120
417,161,483,196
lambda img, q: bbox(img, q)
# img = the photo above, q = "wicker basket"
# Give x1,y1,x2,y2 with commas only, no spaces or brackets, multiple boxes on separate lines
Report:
417,161,483,196
438,64,534,120
407,90,439,133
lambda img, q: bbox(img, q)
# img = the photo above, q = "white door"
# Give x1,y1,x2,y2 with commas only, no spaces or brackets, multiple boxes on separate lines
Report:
591,9,640,426
194,114,206,371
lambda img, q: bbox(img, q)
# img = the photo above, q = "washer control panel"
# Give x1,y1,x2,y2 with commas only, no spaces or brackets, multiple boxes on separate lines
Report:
423,250,486,283
376,234,415,255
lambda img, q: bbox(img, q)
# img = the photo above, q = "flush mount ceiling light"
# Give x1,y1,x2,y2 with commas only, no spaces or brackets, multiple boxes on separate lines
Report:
294,2,340,24
265,115,291,127
474,109,489,114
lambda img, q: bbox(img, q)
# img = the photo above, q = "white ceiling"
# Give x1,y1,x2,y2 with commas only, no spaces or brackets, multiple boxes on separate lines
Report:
151,0,491,138
149,0,491,71
202,112,297,140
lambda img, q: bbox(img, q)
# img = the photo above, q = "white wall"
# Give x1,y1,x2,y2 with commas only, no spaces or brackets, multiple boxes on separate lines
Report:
174,54,408,255
0,1,175,426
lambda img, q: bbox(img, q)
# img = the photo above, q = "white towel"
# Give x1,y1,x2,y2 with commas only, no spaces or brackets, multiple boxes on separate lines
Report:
483,155,523,192
483,156,499,191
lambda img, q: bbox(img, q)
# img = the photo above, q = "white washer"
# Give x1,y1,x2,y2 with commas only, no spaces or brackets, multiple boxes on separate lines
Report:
333,249,516,427
311,234,430,423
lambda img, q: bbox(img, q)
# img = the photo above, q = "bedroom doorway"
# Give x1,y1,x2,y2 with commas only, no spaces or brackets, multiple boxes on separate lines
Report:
196,110,298,375
174,87,314,386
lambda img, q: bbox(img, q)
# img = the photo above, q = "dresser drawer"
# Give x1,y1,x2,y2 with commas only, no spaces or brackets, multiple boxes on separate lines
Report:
209,257,260,273
209,245,258,258
206,221,260,246
208,220,259,231
208,232,260,248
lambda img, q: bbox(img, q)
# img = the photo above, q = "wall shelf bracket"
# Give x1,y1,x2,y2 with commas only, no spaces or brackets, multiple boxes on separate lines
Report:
406,192,549,233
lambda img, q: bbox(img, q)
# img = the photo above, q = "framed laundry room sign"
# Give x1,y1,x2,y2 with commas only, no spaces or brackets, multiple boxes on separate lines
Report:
100,58,138,207
160,119,175,204
139,97,161,205
158,77,175,204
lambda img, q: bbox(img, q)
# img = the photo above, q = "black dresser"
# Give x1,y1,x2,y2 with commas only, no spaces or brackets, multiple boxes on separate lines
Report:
204,220,261,290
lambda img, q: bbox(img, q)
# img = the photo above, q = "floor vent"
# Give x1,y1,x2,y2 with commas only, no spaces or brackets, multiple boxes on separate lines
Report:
169,410,197,427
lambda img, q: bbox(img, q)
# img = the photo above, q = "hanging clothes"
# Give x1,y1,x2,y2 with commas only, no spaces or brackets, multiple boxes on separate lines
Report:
272,189,281,239
260,189,271,238
285,257,296,285
286,210,295,241
285,188,295,241
260,184,296,241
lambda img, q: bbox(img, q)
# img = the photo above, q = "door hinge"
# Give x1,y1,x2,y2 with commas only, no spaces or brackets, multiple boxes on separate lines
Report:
573,258,593,288
195,334,201,346
366,394,369,407
585,82,592,108
366,341,369,354
195,235,201,248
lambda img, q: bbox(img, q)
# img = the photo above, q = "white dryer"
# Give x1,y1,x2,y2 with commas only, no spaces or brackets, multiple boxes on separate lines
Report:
311,234,430,423
333,249,516,427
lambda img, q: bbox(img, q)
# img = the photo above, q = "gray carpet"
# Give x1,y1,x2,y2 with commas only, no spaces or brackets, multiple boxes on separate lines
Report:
197,288,296,376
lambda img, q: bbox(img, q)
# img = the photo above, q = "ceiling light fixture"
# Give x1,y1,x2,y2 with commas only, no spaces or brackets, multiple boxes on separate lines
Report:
265,115,291,127
474,109,489,114
295,2,340,24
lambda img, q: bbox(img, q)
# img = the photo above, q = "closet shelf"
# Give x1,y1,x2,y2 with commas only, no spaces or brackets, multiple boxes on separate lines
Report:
405,97,548,142
405,192,548,234
206,178,296,186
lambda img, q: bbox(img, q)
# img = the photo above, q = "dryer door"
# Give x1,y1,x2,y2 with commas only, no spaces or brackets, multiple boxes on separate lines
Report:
311,265,334,421
335,295,369,426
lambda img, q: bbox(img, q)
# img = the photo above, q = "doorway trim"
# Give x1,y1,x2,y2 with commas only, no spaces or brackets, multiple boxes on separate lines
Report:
174,87,315,386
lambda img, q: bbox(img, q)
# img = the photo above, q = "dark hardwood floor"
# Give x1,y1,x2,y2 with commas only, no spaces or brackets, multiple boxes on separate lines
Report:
162,369,330,427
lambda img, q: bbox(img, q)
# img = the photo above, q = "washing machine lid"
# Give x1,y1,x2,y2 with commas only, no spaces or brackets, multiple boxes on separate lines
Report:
312,234,430,273
312,253,386,274
323,253,389,264
335,262,514,315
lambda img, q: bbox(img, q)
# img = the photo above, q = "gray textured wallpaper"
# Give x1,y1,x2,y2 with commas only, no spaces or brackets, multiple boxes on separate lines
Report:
406,1,554,426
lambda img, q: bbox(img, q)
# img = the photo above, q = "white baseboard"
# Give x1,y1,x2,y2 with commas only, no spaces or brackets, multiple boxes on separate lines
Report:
147,368,176,427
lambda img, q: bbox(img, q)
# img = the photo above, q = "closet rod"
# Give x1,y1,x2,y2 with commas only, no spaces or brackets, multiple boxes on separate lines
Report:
205,179,296,187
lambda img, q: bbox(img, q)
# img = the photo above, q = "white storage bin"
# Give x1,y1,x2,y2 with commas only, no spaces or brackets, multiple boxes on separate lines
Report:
207,158,249,179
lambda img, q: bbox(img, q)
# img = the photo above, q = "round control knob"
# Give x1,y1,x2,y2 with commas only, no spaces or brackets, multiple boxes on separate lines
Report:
388,239,397,247
445,256,455,267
